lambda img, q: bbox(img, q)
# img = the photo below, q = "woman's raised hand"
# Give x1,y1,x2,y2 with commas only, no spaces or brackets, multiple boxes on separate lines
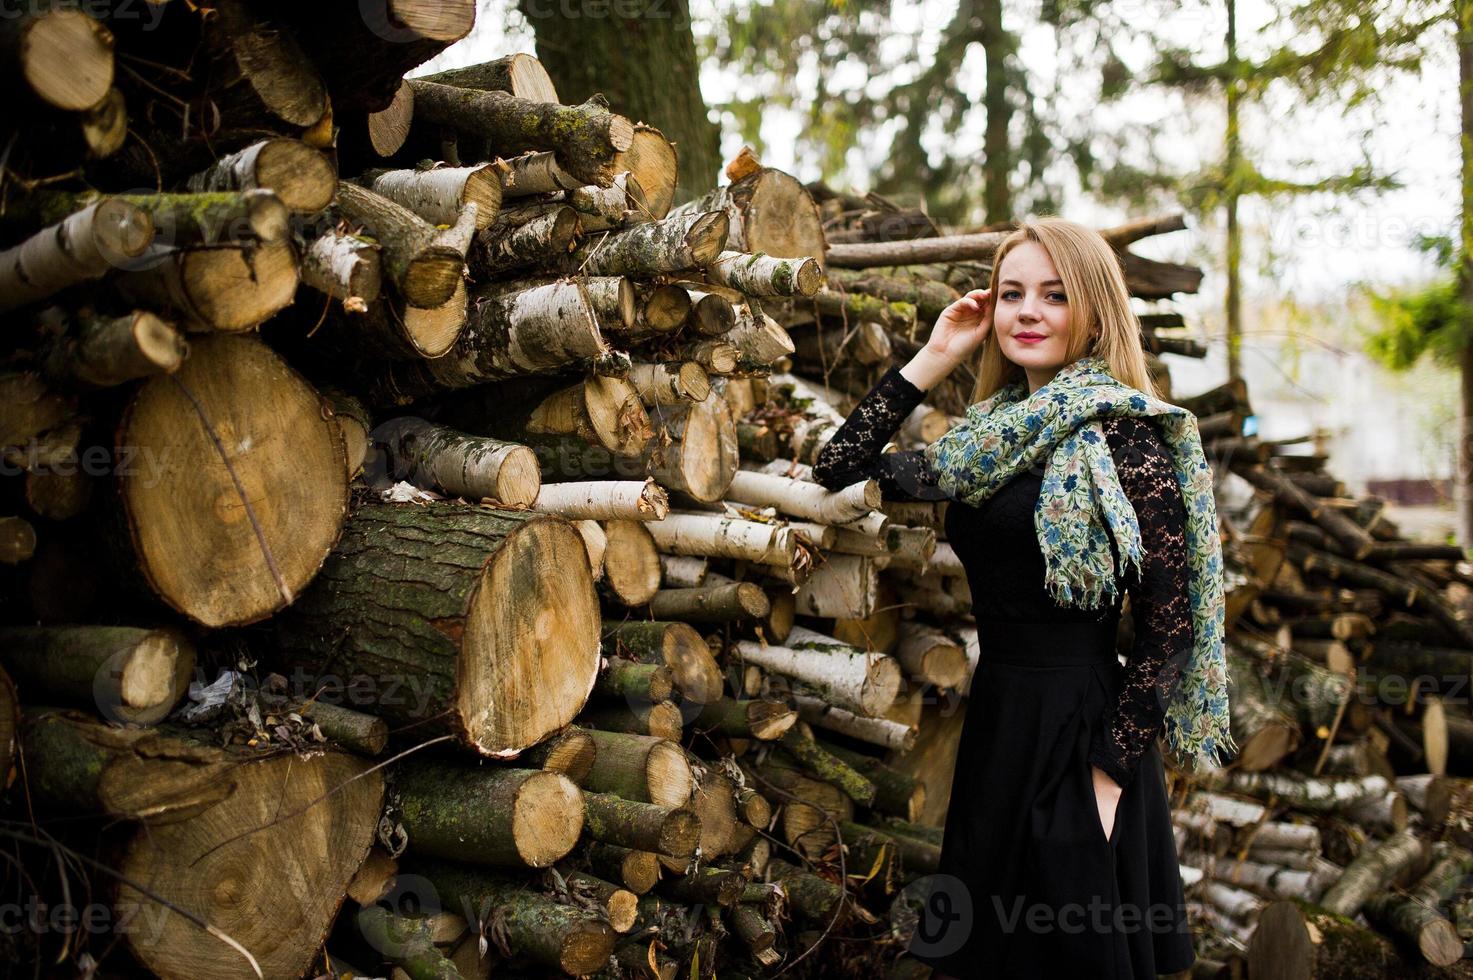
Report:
898,288,993,392
925,288,993,366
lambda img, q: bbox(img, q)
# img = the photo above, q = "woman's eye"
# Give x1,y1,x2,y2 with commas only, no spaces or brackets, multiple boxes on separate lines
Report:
1048,292,1067,302
1001,290,1021,300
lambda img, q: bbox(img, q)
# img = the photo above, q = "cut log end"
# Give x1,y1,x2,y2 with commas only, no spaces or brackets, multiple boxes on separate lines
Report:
256,140,337,214
461,518,601,755
514,771,585,866
495,445,542,507
23,9,114,112
391,0,477,41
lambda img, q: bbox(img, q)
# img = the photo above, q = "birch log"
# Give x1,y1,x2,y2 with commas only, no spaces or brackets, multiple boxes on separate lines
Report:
185,139,337,214
0,200,153,313
534,479,669,521
732,626,901,717
376,416,541,506
362,164,502,229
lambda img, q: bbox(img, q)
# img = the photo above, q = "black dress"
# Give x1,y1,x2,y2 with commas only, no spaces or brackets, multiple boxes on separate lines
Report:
812,366,1196,979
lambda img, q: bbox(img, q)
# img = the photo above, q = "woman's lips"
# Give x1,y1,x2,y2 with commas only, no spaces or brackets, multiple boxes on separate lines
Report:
1014,333,1045,343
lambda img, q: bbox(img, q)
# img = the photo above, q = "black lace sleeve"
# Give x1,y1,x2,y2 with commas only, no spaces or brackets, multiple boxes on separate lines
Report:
811,366,951,502
1087,416,1193,789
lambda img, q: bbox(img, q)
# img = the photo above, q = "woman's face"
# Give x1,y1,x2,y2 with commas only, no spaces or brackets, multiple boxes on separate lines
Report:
993,240,1076,393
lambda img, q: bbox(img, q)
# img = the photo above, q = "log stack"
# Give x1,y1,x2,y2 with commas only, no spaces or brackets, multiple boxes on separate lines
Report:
4,4,1466,979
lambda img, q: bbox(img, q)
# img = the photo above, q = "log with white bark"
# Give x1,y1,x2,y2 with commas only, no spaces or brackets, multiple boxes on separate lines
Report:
470,206,581,278
301,231,382,308
725,471,878,525
562,172,649,232
17,190,288,247
647,511,797,567
376,416,541,506
371,281,612,398
534,479,669,521
275,502,601,757
408,81,633,186
0,200,153,313
362,164,502,229
679,338,740,375
733,626,901,717
669,168,826,271
185,139,337,215
791,693,917,751
1362,841,1473,966
334,181,464,308
1317,827,1425,916
628,361,711,406
492,150,584,197
115,240,300,333
573,519,608,580
642,394,739,502
793,554,878,620
705,250,823,297
658,555,708,588
564,210,729,277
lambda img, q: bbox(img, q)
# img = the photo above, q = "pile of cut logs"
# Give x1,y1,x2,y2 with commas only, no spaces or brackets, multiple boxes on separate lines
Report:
4,3,1470,980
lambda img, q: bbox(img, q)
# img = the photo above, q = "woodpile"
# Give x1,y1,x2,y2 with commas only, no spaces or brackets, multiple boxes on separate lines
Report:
4,4,1464,979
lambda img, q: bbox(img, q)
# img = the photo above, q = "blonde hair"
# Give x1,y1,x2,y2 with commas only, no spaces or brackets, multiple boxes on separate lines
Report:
968,217,1160,404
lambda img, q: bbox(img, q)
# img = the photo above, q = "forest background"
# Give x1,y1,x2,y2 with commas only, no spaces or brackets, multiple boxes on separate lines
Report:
419,0,1467,544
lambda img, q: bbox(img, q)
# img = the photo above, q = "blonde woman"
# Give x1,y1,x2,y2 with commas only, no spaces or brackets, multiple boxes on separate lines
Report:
813,217,1233,978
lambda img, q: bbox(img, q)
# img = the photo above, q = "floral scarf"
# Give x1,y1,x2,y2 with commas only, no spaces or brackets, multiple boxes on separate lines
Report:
922,354,1235,771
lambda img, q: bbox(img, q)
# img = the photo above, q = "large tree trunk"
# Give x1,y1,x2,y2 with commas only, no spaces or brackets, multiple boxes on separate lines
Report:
275,502,601,758
519,0,720,198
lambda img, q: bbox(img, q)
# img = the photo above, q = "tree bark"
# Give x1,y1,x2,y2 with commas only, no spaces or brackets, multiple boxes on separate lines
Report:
275,502,600,757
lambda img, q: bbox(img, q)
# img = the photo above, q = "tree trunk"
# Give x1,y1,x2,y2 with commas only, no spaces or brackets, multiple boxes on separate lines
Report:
0,199,153,313
275,502,600,757
519,0,720,197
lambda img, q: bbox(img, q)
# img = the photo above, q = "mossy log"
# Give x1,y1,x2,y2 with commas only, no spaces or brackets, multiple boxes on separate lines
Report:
647,582,771,623
1248,897,1450,980
38,308,187,390
563,210,728,277
393,762,583,868
406,858,615,975
601,620,724,705
408,80,633,186
184,138,337,214
1362,841,1473,966
581,790,701,857
578,729,693,808
0,625,194,726
275,502,600,757
690,697,796,741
